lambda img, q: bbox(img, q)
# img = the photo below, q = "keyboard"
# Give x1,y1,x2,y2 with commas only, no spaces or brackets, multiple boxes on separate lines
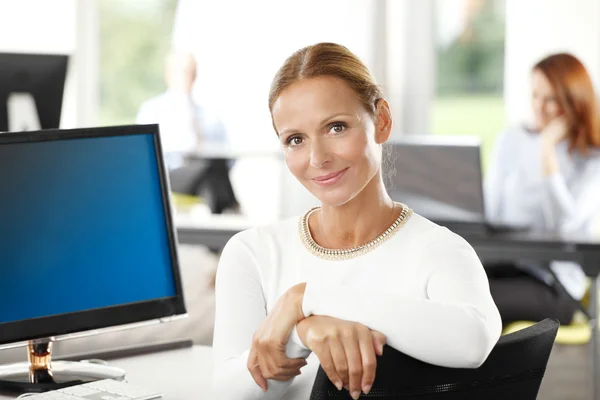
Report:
21,379,162,399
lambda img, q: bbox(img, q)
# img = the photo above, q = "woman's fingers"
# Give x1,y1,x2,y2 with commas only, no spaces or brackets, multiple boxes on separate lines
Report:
330,335,350,388
342,331,364,400
254,336,307,380
358,328,377,394
266,359,307,380
259,353,307,380
371,330,387,356
247,348,268,392
284,357,309,370
323,338,346,391
267,370,303,381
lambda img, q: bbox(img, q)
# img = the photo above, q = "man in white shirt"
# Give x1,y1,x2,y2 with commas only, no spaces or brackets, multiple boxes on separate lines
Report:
136,51,227,170
136,51,238,215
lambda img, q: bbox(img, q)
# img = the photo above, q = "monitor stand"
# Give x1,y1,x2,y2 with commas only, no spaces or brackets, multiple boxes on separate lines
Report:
0,339,126,393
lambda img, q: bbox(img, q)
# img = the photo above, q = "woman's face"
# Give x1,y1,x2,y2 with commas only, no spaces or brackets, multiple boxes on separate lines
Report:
531,69,563,131
271,76,390,207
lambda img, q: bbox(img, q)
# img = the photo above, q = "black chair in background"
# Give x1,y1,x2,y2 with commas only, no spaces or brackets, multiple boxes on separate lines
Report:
169,158,239,214
310,318,559,399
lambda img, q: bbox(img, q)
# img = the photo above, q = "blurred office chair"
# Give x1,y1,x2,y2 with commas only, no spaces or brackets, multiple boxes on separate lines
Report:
499,269,592,346
310,318,559,399
169,158,239,214
502,276,591,345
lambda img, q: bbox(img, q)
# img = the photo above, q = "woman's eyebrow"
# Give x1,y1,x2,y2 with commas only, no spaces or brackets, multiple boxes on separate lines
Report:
319,113,354,126
278,113,354,136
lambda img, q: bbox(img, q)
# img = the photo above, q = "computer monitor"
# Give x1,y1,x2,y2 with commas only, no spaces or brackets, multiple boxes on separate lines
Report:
0,124,186,392
384,134,485,222
0,52,68,132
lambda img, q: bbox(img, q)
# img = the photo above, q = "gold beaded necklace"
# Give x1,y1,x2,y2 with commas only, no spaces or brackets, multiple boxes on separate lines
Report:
299,202,413,261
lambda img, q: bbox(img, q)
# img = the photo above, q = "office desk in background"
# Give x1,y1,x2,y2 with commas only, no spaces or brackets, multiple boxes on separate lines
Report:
174,214,600,400
0,345,213,400
172,146,284,216
184,145,283,161
175,213,255,249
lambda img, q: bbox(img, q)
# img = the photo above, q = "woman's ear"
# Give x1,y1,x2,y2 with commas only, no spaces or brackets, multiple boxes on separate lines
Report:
374,99,392,144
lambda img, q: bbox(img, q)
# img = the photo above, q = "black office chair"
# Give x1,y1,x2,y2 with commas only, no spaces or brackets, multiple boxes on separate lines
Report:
310,318,559,399
169,158,239,214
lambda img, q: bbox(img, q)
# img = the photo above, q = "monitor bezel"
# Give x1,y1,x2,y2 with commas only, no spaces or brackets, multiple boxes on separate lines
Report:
0,124,186,346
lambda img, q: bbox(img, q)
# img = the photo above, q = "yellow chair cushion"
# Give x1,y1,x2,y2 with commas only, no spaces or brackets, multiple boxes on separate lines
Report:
502,319,591,345
580,277,592,309
171,193,202,208
502,278,594,345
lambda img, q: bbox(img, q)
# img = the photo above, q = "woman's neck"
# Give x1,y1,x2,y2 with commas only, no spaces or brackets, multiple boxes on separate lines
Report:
310,175,399,249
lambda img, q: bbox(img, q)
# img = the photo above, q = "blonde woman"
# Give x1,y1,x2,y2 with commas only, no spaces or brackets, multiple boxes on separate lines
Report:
213,43,501,400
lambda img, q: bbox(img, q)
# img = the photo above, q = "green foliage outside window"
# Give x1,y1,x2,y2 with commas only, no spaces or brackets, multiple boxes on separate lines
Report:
98,0,178,126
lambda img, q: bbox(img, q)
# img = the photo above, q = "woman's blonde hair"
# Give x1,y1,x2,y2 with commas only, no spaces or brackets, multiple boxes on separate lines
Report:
268,43,383,118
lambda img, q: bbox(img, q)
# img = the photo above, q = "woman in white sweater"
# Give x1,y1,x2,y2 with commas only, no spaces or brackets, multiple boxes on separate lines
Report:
485,53,600,325
213,42,502,400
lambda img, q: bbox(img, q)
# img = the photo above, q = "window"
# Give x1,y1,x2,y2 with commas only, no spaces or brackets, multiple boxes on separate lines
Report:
98,0,178,126
432,0,505,169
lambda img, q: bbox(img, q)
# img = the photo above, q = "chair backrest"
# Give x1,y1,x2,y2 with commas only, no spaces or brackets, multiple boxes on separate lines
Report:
310,318,559,399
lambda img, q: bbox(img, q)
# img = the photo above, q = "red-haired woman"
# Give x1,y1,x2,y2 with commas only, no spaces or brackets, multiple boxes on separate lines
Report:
485,53,600,326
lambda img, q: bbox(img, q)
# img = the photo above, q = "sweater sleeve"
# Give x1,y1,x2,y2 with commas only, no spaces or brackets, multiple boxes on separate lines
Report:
212,234,310,400
301,228,502,369
543,159,600,235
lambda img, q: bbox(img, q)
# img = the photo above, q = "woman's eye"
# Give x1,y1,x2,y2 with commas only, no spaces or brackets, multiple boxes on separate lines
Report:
287,136,303,146
330,123,346,134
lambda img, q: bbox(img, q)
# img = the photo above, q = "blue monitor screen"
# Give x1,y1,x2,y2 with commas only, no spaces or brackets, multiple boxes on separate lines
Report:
0,133,177,324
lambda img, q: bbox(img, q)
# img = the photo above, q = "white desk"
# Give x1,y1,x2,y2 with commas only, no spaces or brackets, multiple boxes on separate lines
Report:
0,345,213,400
174,209,260,249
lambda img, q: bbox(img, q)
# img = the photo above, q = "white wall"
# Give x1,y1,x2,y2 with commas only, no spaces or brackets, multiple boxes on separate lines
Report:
504,0,600,125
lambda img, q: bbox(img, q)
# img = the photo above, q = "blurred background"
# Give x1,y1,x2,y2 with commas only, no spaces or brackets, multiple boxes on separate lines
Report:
0,1,598,398
4,0,597,222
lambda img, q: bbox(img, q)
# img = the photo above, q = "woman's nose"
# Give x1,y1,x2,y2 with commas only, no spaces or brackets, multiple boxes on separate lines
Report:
309,140,331,168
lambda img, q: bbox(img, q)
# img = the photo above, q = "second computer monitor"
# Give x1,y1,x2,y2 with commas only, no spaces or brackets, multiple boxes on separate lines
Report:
384,135,485,221
0,52,68,132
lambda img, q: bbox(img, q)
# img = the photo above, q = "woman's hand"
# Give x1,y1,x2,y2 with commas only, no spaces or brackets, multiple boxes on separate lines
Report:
297,315,386,400
248,283,307,391
541,116,569,175
247,346,306,391
542,116,569,146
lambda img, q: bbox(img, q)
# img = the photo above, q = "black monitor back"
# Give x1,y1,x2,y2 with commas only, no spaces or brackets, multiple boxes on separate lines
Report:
0,53,68,131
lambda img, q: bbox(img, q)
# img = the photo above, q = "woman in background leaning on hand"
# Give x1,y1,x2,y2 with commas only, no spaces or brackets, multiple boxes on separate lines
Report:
212,42,502,400
485,53,600,326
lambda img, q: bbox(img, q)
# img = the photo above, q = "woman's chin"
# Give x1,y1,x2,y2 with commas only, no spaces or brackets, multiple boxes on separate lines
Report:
309,187,356,208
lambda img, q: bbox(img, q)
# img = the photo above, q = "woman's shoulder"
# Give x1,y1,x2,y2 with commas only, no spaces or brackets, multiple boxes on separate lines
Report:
584,147,600,162
495,124,534,145
578,148,600,176
224,215,301,254
401,212,474,250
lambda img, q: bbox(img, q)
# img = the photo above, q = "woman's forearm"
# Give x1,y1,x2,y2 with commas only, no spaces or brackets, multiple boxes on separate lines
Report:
542,141,560,176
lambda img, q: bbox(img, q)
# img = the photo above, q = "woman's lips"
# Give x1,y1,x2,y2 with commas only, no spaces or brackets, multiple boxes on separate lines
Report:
312,168,348,186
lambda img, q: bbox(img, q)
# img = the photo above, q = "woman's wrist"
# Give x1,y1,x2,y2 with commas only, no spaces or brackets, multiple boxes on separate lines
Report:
541,141,559,176
296,317,312,348
286,283,307,323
